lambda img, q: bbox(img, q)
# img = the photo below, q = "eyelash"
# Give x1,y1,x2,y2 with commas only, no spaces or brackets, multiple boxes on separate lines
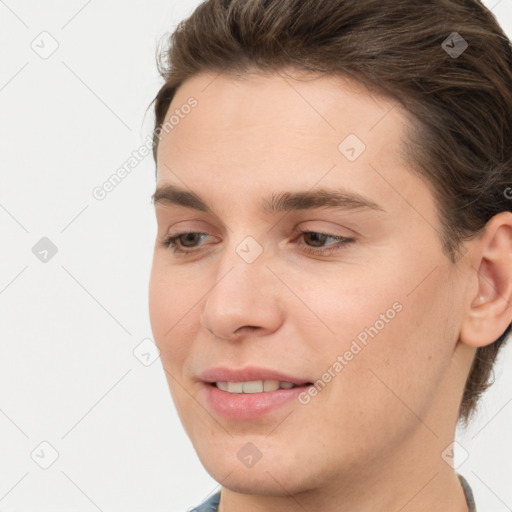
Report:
160,230,355,256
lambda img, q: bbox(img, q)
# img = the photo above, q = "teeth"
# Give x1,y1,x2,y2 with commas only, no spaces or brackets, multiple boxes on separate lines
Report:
215,380,298,393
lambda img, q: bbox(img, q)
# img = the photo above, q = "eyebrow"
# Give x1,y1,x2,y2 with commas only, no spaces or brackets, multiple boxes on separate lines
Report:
151,184,384,214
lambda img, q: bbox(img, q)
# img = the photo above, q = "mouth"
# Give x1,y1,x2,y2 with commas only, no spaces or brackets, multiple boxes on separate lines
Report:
208,380,313,393
201,379,314,420
198,366,315,419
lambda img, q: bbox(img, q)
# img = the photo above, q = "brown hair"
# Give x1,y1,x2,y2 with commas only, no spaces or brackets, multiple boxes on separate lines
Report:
151,0,512,423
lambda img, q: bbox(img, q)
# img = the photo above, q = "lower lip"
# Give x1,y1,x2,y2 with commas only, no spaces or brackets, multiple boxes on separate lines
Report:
202,383,312,420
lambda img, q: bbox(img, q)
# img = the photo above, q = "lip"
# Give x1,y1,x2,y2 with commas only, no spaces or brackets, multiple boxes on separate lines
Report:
202,383,311,419
198,365,312,385
198,366,314,420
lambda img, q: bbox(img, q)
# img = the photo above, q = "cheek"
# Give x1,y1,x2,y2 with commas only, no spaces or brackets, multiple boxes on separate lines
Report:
148,259,202,428
148,258,196,366
376,276,455,417
148,262,170,342
295,262,407,355
303,257,458,423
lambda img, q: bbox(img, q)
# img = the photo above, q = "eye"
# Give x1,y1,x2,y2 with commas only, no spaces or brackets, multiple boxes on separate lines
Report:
161,231,213,254
295,230,355,255
159,229,355,256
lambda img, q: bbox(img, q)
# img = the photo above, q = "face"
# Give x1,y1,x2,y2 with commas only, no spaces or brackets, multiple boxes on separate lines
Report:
149,70,470,497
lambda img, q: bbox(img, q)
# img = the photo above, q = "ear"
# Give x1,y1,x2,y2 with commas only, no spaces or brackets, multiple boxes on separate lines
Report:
460,211,512,348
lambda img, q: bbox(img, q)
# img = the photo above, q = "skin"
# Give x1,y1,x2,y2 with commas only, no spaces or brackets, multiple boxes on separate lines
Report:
148,68,512,512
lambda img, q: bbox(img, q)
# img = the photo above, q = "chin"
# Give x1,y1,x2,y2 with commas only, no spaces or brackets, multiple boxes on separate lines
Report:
207,466,307,497
197,444,319,497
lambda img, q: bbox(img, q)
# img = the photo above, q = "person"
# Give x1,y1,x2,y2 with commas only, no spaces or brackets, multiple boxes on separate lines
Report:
147,0,512,510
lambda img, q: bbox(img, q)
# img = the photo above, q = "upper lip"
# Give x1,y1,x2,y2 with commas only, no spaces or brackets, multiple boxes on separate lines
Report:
199,365,312,385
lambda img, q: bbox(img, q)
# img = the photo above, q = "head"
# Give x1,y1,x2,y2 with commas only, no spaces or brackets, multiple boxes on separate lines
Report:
148,0,512,498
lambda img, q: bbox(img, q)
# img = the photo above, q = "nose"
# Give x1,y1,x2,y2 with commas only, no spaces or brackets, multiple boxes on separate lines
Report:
200,240,284,342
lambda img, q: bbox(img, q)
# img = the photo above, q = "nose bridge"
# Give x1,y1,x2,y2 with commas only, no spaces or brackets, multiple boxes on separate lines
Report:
200,229,282,338
208,231,269,308
214,214,271,282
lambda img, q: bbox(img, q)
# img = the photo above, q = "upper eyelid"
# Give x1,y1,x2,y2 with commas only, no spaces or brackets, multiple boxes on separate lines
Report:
153,202,375,229
156,211,361,234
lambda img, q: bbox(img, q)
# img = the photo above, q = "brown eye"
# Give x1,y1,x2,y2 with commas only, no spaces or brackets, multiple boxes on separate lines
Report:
162,232,211,254
296,230,355,255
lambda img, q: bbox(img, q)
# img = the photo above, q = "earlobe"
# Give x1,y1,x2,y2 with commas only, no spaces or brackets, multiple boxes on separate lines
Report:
460,212,512,348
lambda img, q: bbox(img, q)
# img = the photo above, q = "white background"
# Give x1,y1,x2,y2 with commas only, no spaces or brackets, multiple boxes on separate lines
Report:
1,1,511,511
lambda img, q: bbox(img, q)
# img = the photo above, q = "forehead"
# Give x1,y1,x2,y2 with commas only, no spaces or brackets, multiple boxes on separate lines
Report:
155,70,427,219
160,69,403,157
